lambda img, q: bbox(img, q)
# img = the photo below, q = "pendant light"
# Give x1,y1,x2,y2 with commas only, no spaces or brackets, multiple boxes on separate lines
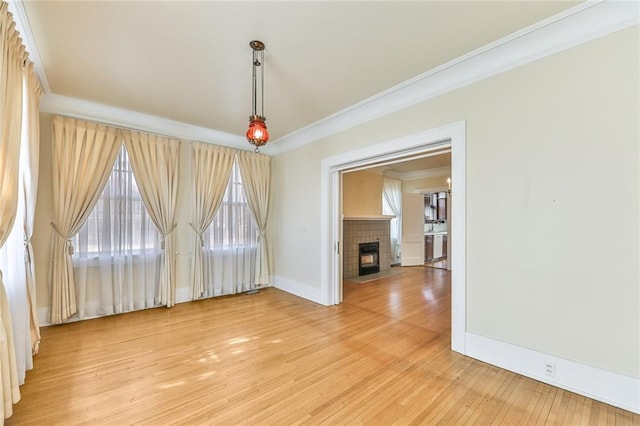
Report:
246,40,269,151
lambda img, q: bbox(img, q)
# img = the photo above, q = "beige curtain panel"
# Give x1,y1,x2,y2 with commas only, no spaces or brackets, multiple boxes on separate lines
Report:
190,143,235,300
0,7,24,251
123,131,180,307
50,116,121,325
0,4,27,419
237,151,271,287
22,62,43,354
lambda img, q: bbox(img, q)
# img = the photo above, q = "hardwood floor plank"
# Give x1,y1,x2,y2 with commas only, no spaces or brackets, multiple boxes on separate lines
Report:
6,266,638,425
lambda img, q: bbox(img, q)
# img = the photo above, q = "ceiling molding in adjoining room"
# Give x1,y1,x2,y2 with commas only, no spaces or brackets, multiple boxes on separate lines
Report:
369,166,451,181
268,0,639,155
40,94,249,149
400,166,451,182
382,170,402,180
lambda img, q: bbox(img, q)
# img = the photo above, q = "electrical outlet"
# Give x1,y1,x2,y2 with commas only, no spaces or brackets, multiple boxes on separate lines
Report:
545,362,556,377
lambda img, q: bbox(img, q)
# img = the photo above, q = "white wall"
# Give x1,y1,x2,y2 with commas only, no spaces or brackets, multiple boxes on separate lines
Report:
271,25,639,379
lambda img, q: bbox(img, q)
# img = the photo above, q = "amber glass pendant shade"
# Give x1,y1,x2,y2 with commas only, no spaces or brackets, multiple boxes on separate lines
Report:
246,115,269,149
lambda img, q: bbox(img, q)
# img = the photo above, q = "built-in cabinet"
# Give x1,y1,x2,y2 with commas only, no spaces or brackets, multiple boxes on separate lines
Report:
424,191,448,264
425,192,448,221
425,234,447,262
425,235,433,261
437,192,447,221
443,235,447,258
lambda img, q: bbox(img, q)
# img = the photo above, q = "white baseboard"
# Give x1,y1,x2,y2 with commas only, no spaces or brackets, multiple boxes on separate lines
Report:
272,276,324,305
465,332,640,414
175,286,191,304
37,307,50,327
36,285,253,327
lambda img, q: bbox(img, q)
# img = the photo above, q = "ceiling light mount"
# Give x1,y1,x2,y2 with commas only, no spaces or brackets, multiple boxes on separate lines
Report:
246,40,269,151
249,40,265,52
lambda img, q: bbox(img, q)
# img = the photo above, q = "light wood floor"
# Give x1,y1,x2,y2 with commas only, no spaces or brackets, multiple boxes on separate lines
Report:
8,267,639,425
425,258,449,270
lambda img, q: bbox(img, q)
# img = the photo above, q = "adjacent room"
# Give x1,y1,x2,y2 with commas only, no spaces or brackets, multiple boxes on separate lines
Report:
0,0,638,423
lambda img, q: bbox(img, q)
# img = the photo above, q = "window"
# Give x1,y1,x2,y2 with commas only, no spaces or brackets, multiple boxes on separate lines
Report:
204,162,257,249
200,161,257,297
71,144,161,318
73,144,160,257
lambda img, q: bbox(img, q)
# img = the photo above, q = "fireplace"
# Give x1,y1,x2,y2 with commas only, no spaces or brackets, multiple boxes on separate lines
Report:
359,242,380,276
342,218,391,279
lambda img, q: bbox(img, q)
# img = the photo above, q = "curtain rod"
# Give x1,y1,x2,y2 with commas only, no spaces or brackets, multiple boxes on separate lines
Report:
50,114,271,157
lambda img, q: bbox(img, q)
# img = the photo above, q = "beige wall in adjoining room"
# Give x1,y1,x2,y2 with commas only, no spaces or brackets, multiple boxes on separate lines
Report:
342,171,383,217
402,175,450,194
270,26,640,378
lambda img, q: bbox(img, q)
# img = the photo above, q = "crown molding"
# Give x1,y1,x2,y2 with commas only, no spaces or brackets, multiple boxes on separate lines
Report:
7,0,50,93
400,166,451,182
268,0,639,155
375,166,451,181
15,0,639,155
382,170,402,180
40,94,249,149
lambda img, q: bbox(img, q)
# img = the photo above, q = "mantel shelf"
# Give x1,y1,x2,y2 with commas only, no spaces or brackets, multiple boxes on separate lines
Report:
343,215,396,221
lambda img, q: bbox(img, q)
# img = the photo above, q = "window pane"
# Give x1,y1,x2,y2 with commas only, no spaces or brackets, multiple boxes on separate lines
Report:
205,163,257,248
72,144,160,256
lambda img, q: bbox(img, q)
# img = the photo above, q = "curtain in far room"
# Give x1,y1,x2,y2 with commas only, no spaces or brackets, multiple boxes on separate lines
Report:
383,177,402,264
123,131,180,307
189,142,235,300
237,151,271,288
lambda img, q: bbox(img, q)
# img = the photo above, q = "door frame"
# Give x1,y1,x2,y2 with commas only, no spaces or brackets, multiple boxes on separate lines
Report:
320,120,467,354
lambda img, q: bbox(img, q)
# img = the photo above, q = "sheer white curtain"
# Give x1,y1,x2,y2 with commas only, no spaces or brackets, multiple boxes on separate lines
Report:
190,143,235,300
0,2,25,418
50,117,121,324
72,144,161,319
0,5,27,418
201,161,257,297
0,56,42,392
383,177,402,264
123,131,180,307
237,151,271,287
0,176,28,384
21,62,42,354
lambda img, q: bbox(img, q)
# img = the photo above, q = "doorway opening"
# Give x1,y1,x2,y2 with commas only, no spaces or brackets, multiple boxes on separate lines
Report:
341,151,451,276
320,121,467,354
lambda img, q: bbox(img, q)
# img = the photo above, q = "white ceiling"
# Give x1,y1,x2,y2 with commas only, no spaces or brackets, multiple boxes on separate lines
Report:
20,1,580,143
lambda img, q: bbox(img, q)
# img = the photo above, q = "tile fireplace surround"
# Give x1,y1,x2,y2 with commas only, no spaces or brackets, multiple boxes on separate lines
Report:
343,218,392,279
